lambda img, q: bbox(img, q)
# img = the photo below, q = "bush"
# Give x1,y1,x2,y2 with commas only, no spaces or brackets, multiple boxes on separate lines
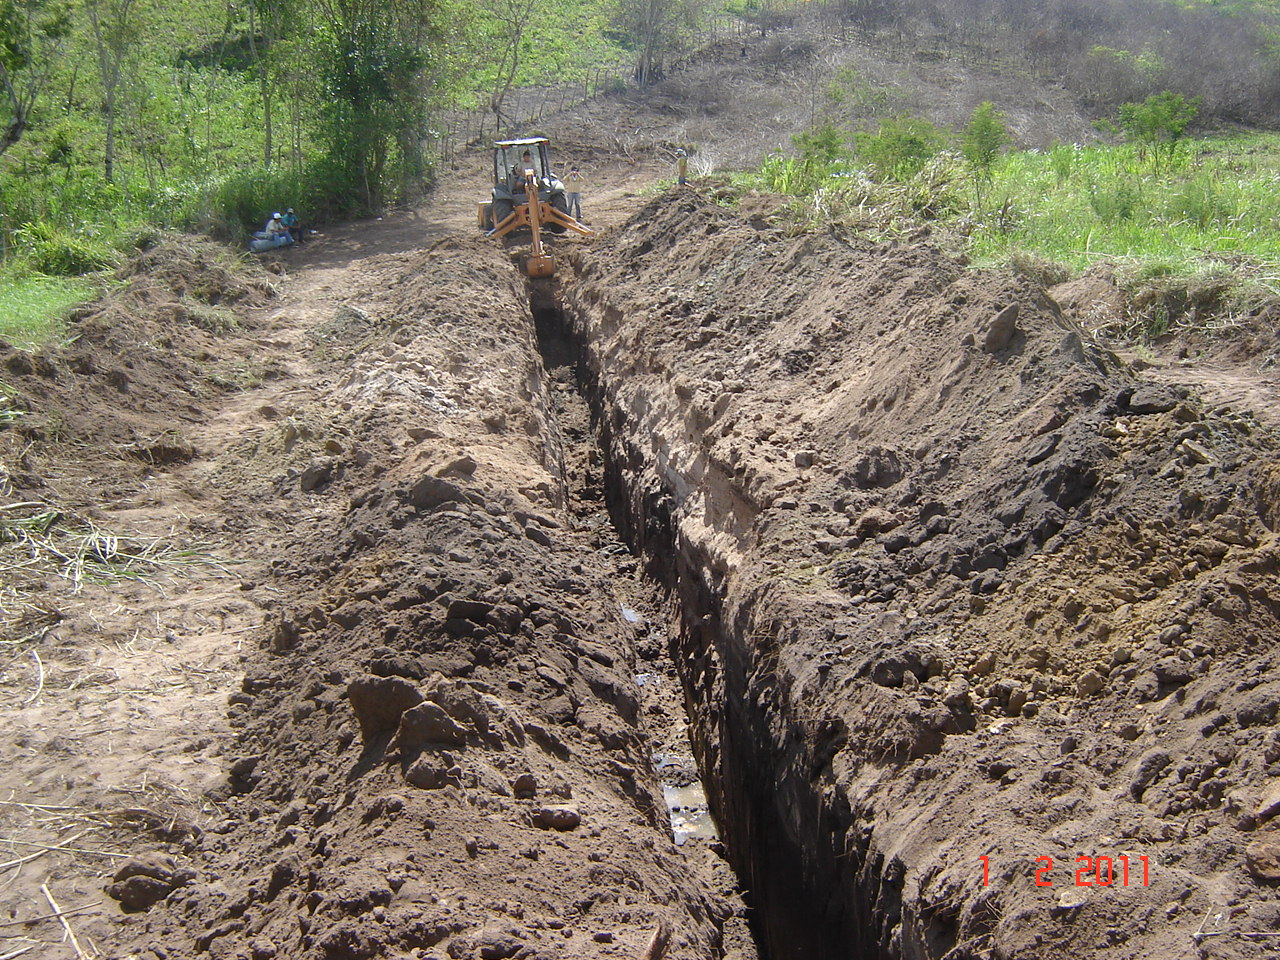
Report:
13,221,116,276
1088,176,1144,223
1118,91,1201,171
854,116,948,182
961,102,1010,184
179,167,319,242
1164,173,1236,229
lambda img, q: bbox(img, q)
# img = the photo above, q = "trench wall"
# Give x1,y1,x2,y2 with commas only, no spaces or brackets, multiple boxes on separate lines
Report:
558,193,1280,960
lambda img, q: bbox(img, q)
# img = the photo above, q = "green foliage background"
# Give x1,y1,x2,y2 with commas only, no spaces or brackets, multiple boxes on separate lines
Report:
0,0,640,269
7,0,1280,344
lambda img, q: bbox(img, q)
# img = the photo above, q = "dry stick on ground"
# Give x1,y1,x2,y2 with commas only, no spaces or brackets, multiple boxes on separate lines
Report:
639,919,672,960
0,900,103,929
2,837,128,858
0,945,38,960
0,830,91,870
41,884,94,960
20,649,42,706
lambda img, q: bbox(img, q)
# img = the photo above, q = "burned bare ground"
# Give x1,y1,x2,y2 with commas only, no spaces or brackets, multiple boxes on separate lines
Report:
4,24,1280,960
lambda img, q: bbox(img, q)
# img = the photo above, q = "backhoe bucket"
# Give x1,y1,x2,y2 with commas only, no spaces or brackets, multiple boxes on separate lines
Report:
522,172,556,278
526,253,556,278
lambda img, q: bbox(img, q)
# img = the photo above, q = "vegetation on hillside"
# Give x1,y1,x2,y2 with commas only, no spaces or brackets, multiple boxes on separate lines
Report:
5,0,1280,342
752,93,1280,338
0,0,706,262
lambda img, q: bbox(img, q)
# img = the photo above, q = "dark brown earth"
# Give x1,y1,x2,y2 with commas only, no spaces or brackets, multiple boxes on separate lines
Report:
3,18,1280,960
561,192,1280,960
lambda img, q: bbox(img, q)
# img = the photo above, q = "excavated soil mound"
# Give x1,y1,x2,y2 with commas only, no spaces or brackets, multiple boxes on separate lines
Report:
0,234,752,960
563,189,1280,960
0,239,280,496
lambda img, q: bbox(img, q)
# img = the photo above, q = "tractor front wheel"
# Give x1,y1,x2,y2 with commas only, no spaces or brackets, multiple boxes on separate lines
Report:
492,198,515,231
545,193,570,234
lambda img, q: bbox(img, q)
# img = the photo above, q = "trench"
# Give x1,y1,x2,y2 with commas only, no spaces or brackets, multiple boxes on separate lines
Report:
526,281,873,960
526,288,721,851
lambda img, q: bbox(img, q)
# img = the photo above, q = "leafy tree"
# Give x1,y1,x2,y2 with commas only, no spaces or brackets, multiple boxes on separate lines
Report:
793,122,846,168
83,0,141,182
854,115,946,181
0,0,70,156
1081,45,1164,110
482,0,539,129
1118,90,1200,171
961,100,1009,203
246,0,294,168
312,0,446,213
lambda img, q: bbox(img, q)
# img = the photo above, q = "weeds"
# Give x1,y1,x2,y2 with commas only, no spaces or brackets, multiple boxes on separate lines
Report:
0,501,233,601
748,128,1280,343
12,221,116,277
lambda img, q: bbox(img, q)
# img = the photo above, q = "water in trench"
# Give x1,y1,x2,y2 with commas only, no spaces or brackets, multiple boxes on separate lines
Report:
528,295,721,850
528,287,861,960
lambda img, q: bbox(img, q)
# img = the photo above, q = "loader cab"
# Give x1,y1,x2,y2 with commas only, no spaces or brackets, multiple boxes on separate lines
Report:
494,138,555,196
481,135,587,240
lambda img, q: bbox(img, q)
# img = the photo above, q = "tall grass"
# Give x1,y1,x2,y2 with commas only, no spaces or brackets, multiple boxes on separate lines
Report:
0,274,95,349
968,134,1280,271
756,131,1280,278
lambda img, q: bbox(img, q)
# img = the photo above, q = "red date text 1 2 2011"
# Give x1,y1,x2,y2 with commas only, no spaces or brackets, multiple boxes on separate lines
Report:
979,855,1150,887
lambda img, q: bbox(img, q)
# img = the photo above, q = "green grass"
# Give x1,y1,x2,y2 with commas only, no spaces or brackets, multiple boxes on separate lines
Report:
967,133,1280,271
0,275,96,349
750,130,1280,333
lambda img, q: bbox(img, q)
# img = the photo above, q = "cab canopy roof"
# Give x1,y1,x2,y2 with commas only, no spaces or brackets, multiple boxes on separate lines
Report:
494,137,548,148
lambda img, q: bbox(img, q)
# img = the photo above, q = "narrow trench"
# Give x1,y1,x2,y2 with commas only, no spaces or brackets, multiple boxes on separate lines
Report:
526,288,759,958
526,279,882,960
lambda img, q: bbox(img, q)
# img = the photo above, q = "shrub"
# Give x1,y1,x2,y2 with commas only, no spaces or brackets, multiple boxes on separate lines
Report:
1164,173,1236,229
1049,143,1076,184
13,221,116,276
1088,176,1144,223
854,116,948,182
961,102,1010,184
1118,91,1201,171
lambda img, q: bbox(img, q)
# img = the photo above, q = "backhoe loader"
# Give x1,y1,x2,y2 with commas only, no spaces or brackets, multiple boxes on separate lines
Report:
477,137,592,277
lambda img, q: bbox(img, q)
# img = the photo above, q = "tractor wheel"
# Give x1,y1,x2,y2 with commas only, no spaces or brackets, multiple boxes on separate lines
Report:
492,198,515,230
545,193,570,234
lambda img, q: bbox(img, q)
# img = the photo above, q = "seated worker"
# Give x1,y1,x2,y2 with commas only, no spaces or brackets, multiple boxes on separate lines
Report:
281,208,303,243
250,212,293,251
511,149,539,191
263,212,290,240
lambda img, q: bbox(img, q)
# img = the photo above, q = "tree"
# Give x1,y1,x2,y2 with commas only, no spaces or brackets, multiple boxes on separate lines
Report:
246,0,293,168
610,0,706,85
961,100,1009,203
312,0,444,212
482,0,538,130
1118,90,1200,172
83,0,141,182
0,0,70,156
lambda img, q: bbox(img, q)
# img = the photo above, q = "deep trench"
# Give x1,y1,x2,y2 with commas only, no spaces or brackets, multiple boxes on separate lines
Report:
527,284,870,960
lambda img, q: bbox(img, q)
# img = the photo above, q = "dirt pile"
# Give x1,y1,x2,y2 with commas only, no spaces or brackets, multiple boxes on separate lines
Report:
0,238,280,496
60,237,746,960
562,189,1280,960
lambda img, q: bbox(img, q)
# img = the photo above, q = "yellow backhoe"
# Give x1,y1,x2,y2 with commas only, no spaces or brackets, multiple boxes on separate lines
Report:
477,137,592,278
